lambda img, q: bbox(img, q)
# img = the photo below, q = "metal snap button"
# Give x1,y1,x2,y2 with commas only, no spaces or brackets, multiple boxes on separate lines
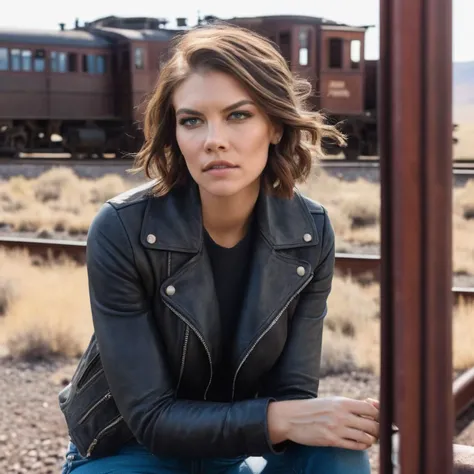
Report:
166,285,176,296
303,233,312,242
146,234,156,244
297,266,305,276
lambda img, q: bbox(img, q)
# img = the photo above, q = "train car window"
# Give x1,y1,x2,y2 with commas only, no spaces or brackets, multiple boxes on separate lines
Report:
34,49,45,72
58,52,67,73
351,40,361,69
278,31,292,68
88,55,96,73
135,47,144,70
50,51,67,73
21,50,32,71
82,54,96,74
299,48,308,66
11,49,21,71
51,51,57,72
298,29,309,66
96,55,106,74
0,48,8,71
328,38,343,69
67,53,77,72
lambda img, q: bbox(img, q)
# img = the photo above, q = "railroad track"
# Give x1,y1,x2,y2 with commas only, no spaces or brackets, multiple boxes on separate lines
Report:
0,235,472,304
1,155,474,170
1,235,473,427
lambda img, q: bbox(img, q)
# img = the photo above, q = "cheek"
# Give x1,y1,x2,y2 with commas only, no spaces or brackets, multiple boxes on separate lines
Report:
176,130,199,166
239,130,271,167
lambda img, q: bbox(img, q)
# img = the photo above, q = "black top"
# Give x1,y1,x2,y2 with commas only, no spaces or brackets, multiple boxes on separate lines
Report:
204,216,256,401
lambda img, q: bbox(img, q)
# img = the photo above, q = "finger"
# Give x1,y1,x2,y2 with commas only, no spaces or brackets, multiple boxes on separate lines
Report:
348,415,380,439
366,398,380,410
337,438,372,451
341,427,377,446
347,399,379,421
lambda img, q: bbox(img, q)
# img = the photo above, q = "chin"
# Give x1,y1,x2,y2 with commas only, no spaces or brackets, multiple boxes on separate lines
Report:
198,180,252,198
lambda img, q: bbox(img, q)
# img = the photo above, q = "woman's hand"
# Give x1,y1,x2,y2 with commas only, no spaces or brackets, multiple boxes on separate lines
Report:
268,396,380,450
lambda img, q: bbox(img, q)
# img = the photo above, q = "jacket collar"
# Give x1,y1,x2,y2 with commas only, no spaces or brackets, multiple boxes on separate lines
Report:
140,181,319,252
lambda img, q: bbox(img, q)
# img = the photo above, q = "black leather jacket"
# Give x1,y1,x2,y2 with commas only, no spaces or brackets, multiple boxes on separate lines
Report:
58,180,335,460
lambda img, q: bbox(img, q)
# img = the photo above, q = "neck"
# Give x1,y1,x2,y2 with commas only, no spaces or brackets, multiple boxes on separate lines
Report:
199,183,259,248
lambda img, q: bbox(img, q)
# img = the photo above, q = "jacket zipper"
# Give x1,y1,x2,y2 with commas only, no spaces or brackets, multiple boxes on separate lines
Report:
165,251,213,399
86,415,124,458
176,326,190,392
77,353,100,389
78,391,112,425
231,273,314,400
77,367,103,393
164,302,213,400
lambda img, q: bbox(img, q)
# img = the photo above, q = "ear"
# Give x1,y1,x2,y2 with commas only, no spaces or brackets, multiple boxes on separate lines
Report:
270,124,283,145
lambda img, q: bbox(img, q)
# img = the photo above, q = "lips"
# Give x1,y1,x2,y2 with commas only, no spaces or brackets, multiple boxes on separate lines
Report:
203,160,238,172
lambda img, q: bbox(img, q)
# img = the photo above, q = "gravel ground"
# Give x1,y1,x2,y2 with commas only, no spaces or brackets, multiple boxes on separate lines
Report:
0,357,473,474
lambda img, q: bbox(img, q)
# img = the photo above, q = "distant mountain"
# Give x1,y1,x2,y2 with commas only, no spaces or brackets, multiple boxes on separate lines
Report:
453,61,474,123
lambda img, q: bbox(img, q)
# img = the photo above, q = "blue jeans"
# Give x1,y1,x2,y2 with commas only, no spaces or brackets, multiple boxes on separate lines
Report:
61,441,371,474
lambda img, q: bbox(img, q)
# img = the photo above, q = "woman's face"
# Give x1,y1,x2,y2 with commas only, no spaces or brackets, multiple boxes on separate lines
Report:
172,70,280,198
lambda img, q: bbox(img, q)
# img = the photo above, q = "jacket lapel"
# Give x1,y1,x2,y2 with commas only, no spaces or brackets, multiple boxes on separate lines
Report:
231,230,313,374
140,183,321,380
160,245,222,365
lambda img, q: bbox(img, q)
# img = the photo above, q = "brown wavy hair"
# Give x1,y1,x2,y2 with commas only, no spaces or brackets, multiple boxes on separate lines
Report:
130,22,346,198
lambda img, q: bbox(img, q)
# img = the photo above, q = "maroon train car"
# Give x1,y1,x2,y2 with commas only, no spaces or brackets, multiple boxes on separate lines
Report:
0,18,178,157
0,27,117,155
0,15,378,159
227,15,377,158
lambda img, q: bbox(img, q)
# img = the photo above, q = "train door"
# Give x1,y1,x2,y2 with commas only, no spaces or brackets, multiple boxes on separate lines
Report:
111,45,133,119
318,27,366,116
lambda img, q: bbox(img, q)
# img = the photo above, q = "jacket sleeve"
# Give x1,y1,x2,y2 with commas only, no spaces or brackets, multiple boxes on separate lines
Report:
258,209,335,401
86,203,276,458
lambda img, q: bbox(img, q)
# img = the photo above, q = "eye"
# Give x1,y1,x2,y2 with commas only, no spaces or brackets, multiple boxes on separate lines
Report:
179,117,202,127
229,111,252,121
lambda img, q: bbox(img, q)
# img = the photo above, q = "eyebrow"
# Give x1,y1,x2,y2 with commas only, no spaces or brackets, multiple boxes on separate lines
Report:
175,100,255,117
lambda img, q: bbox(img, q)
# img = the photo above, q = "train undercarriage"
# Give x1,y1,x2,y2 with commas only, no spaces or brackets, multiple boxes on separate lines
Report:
0,119,142,159
0,115,378,160
322,113,378,160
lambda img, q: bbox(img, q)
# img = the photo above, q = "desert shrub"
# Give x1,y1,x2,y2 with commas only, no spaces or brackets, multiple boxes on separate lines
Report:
0,249,93,362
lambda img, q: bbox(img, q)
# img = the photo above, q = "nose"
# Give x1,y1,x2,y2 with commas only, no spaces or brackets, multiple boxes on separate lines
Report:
203,123,229,153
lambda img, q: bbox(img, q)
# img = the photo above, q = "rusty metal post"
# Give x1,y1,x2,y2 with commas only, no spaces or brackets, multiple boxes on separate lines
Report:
379,0,453,472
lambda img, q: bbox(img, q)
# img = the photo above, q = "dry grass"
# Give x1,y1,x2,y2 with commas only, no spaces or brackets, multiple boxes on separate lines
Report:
0,249,93,361
454,123,474,159
1,249,472,376
0,167,132,236
0,167,474,268
1,167,473,274
299,170,474,275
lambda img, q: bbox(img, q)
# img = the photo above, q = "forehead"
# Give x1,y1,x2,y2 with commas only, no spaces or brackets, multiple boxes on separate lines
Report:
172,70,252,109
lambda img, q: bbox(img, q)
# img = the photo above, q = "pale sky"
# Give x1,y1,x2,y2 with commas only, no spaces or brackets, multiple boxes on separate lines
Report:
1,0,473,62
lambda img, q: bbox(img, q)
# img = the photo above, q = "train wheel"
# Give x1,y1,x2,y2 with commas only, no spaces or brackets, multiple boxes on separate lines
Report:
343,147,360,161
13,137,27,158
343,136,361,161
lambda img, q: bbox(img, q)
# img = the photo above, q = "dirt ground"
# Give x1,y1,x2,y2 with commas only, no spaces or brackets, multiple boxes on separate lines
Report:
0,357,473,474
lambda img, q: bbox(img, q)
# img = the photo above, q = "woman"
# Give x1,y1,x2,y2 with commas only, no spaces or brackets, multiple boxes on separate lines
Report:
58,22,379,474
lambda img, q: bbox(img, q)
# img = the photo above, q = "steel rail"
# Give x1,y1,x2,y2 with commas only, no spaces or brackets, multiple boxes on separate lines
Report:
1,236,473,304
2,155,474,168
